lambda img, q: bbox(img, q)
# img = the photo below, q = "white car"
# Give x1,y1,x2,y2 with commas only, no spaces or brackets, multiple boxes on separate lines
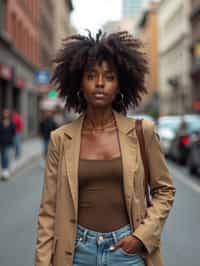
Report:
157,116,181,156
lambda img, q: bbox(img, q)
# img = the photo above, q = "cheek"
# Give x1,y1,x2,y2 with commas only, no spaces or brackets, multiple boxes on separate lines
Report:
107,82,119,96
81,80,94,95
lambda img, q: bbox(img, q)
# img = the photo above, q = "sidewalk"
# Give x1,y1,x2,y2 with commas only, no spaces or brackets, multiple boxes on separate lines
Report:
0,138,42,177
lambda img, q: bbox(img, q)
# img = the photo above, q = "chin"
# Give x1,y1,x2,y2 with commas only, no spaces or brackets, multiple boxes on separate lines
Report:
91,101,110,108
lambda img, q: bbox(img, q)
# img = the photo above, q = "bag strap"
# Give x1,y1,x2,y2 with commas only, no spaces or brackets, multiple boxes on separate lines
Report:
135,119,152,207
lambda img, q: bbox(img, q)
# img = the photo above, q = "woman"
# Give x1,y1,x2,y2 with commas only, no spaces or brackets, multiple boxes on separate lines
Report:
35,31,176,266
0,109,16,180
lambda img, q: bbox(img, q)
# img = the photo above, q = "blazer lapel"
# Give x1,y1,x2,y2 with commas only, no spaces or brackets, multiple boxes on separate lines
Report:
114,112,139,224
63,114,85,218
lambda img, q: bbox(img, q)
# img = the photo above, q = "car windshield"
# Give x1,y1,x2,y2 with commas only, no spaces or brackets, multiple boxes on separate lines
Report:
159,120,181,131
186,119,200,133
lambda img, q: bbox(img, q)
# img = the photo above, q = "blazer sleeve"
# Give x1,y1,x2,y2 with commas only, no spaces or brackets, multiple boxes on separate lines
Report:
133,121,176,254
35,131,58,266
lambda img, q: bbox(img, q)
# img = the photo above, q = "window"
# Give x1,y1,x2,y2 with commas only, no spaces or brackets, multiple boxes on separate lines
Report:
12,12,17,43
0,0,7,32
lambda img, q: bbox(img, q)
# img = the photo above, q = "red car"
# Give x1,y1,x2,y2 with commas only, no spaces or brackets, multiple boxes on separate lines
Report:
170,115,200,164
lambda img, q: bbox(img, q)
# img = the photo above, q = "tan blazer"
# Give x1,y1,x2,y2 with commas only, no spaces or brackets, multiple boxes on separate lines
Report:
35,111,176,266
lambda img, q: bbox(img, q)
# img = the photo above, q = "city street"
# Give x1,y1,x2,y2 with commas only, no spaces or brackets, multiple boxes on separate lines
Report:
0,159,200,266
1,1,200,266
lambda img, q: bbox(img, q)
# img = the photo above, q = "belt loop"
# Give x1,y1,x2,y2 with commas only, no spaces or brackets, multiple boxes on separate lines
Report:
112,232,118,244
83,228,88,242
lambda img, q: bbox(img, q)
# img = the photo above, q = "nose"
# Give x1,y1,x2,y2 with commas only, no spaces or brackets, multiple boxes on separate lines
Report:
96,74,104,87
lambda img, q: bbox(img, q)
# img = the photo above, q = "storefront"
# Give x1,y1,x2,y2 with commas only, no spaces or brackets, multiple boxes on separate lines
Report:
0,61,40,137
0,63,13,113
0,28,41,137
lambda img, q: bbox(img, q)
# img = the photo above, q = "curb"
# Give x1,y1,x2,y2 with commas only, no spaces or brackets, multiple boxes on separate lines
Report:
10,152,42,176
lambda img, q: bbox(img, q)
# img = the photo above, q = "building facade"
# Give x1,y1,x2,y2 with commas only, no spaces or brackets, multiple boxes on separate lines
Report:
158,0,192,115
38,0,74,112
53,0,73,55
0,0,40,137
102,18,137,35
40,0,73,69
135,2,160,115
190,0,200,113
38,0,73,89
39,0,54,69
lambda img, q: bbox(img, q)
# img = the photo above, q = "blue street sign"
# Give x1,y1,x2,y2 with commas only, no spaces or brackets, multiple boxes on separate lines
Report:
34,70,50,85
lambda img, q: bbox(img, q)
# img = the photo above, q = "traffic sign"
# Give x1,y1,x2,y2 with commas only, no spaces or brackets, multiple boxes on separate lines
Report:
34,70,50,85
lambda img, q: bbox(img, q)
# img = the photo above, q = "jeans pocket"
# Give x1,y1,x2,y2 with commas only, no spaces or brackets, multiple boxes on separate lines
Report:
118,247,138,257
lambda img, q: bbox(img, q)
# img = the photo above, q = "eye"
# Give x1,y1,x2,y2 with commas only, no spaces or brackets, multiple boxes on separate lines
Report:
105,74,115,81
87,73,96,80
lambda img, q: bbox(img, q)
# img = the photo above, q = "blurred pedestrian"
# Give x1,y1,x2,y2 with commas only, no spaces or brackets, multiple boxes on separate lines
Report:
54,105,65,127
35,31,176,266
0,109,16,180
39,110,57,158
177,118,187,137
12,110,24,158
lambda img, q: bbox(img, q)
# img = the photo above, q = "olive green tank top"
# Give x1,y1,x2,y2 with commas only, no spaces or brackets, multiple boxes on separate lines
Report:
78,157,130,232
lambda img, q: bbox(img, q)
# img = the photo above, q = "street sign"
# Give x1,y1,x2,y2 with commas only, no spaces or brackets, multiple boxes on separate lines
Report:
34,70,50,85
48,89,58,99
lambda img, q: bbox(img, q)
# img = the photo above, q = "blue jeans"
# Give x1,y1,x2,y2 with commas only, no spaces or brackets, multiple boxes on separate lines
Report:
14,133,22,158
1,146,11,170
43,138,50,158
73,224,145,266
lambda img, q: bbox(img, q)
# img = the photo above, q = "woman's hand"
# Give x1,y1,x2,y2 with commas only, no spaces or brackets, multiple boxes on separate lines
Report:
110,235,145,254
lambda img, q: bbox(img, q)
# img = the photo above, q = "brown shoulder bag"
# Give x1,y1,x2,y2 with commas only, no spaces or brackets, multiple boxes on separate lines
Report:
135,119,152,208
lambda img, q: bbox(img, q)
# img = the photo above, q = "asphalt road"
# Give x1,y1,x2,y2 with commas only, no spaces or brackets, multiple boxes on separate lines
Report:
0,159,200,266
162,160,200,266
0,160,43,266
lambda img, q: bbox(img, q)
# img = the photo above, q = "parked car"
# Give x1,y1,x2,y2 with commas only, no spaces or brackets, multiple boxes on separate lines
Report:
187,130,200,175
170,115,200,164
157,116,181,156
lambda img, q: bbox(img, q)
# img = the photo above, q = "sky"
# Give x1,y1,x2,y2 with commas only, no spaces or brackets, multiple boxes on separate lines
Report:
71,0,122,34
71,0,153,34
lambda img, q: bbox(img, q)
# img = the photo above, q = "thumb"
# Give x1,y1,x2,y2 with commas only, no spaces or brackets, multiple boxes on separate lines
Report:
110,239,123,250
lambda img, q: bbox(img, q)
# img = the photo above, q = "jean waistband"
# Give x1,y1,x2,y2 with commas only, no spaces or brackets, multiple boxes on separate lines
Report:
76,224,132,242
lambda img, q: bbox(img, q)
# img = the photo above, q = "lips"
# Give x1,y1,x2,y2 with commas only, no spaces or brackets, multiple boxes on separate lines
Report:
93,92,105,98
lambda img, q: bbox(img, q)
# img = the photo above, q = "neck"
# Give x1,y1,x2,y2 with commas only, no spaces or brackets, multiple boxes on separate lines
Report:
84,106,115,129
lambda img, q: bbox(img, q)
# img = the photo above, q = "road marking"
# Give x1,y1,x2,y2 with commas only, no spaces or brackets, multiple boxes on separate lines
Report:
168,161,200,194
174,172,200,193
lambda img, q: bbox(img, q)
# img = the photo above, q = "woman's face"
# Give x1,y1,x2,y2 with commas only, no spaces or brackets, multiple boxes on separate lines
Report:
81,61,119,109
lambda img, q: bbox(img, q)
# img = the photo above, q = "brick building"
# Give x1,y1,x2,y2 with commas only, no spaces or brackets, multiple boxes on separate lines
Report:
0,0,74,136
0,0,40,137
40,0,54,68
5,0,39,65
